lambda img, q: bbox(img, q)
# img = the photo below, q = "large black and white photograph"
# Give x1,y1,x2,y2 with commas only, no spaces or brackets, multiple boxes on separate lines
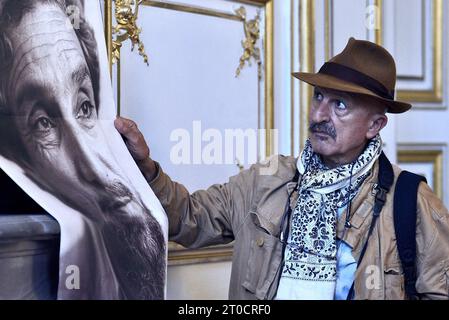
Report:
0,0,168,299
1,0,449,305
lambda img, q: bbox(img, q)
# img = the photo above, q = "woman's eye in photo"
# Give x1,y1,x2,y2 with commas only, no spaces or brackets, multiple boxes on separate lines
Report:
77,101,94,119
34,116,55,133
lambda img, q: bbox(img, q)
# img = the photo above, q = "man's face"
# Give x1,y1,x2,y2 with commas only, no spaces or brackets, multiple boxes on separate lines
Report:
6,3,139,223
309,87,386,167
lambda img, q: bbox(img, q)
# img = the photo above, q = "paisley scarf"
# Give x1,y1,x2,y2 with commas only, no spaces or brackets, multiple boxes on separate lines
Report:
277,135,382,299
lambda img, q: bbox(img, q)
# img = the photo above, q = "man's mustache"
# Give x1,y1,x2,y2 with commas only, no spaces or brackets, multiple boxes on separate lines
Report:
309,121,337,140
106,181,133,199
100,180,135,212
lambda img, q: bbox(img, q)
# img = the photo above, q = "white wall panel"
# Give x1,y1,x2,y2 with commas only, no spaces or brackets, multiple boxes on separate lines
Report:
167,261,232,299
395,0,434,91
274,0,293,156
394,0,424,78
331,0,369,55
119,1,262,192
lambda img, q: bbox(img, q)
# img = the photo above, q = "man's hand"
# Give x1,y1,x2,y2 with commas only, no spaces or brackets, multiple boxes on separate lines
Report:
114,117,158,182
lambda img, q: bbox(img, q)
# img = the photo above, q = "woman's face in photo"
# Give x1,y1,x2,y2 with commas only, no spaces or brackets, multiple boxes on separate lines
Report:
6,2,144,224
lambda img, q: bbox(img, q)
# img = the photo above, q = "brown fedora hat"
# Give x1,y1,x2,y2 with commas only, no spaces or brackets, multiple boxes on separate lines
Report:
293,37,411,113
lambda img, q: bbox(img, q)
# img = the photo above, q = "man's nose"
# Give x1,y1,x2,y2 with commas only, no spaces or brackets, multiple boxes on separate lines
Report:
65,126,120,188
311,100,331,124
76,144,114,187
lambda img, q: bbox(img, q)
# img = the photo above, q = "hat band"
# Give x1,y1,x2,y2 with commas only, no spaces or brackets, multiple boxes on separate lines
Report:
319,62,395,100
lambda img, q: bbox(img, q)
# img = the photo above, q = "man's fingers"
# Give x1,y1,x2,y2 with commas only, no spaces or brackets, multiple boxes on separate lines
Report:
115,117,137,134
115,117,141,141
115,117,150,161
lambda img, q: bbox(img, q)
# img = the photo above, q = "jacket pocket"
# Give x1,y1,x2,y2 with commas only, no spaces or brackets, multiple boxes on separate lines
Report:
349,201,372,229
384,265,406,300
241,228,283,300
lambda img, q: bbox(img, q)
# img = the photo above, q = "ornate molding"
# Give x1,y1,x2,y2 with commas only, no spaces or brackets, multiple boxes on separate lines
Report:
168,242,233,266
235,7,262,78
110,1,263,77
112,0,149,65
235,158,245,172
299,0,315,150
397,146,444,199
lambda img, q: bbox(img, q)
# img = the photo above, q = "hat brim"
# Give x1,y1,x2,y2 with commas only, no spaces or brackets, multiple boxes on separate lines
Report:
292,72,412,114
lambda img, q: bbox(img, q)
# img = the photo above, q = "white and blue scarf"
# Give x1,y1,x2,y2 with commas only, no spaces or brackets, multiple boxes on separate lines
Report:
276,135,382,300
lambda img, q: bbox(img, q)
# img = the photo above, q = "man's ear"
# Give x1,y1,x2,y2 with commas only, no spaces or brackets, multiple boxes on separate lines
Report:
366,114,388,139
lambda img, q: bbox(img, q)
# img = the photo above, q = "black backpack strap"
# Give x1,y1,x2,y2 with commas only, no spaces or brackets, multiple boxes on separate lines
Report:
347,152,394,299
393,170,427,300
374,152,395,214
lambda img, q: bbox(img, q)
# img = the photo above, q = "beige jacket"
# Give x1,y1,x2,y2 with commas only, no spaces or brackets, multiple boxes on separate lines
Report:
149,155,449,300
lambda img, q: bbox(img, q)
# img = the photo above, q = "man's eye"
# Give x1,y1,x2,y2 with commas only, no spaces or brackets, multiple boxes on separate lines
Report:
335,100,347,110
34,117,55,132
314,92,323,101
77,101,94,119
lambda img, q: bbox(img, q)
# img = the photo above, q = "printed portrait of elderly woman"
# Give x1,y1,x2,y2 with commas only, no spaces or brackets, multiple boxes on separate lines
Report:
0,0,166,299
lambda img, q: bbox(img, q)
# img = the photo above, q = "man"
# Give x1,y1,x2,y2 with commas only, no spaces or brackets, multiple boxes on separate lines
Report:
116,38,449,300
0,0,165,299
